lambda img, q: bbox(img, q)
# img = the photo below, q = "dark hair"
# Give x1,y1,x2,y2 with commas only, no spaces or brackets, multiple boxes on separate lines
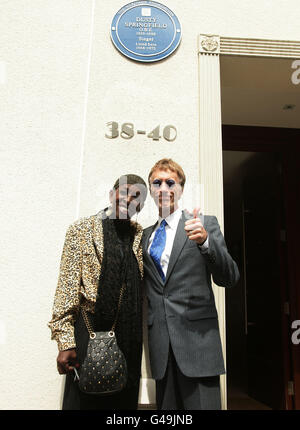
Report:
113,174,148,199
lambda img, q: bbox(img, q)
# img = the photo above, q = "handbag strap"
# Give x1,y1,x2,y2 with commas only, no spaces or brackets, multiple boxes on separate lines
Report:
81,282,126,339
110,281,126,332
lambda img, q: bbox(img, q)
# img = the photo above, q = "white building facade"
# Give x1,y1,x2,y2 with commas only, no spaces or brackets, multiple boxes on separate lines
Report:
1,0,300,409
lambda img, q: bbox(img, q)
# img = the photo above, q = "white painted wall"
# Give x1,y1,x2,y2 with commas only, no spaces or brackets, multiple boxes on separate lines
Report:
1,0,300,409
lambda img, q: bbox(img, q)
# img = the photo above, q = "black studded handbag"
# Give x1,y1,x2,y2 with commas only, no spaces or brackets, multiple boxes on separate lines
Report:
74,282,128,395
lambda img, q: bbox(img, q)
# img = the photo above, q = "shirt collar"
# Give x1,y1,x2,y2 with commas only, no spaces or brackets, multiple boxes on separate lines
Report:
159,207,182,230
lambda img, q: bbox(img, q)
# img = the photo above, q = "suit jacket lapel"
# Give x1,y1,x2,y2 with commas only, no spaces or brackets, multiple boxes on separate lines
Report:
143,222,165,286
164,211,188,285
142,222,157,253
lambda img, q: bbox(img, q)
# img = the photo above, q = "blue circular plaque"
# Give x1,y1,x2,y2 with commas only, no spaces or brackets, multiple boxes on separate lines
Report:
111,1,182,62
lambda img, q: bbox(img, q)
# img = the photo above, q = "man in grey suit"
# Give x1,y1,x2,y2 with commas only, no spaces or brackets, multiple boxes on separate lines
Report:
142,158,240,410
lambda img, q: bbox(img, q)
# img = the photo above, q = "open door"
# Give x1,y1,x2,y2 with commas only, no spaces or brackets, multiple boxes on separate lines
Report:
242,158,284,409
223,125,300,410
223,148,287,409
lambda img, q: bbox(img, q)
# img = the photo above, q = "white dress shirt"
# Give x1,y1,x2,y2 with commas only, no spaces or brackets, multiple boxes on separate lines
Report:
148,208,209,277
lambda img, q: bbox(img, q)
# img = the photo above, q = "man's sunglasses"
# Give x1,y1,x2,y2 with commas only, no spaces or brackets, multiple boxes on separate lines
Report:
151,179,178,189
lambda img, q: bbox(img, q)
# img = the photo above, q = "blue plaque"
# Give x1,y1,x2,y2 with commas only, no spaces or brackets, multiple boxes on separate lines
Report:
111,1,182,62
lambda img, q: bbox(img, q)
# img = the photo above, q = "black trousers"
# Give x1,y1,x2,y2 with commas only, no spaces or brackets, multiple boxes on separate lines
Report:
156,345,221,410
62,373,139,410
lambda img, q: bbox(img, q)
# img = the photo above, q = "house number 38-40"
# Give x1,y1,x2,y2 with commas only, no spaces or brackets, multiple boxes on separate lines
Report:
105,122,177,142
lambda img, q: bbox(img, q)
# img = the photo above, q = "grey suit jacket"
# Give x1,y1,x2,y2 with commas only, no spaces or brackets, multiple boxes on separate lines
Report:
142,211,240,380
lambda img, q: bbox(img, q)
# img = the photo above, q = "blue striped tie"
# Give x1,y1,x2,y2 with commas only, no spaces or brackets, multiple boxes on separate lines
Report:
149,219,167,281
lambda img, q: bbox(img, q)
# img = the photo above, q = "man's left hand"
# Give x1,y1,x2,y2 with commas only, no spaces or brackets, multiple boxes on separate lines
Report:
184,217,208,245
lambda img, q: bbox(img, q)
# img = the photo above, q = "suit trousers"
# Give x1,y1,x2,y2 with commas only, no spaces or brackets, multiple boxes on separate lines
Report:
156,345,221,410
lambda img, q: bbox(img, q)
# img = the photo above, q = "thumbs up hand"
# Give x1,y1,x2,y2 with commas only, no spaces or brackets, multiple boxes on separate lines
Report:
184,208,208,245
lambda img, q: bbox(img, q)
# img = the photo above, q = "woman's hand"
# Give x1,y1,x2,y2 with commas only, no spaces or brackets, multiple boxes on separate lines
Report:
56,348,79,374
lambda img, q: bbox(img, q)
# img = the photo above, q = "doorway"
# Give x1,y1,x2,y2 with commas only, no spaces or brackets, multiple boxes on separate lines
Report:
219,46,300,408
222,125,300,410
223,148,287,409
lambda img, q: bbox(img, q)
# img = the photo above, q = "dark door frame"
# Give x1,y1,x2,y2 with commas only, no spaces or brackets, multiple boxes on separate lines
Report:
222,124,300,410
